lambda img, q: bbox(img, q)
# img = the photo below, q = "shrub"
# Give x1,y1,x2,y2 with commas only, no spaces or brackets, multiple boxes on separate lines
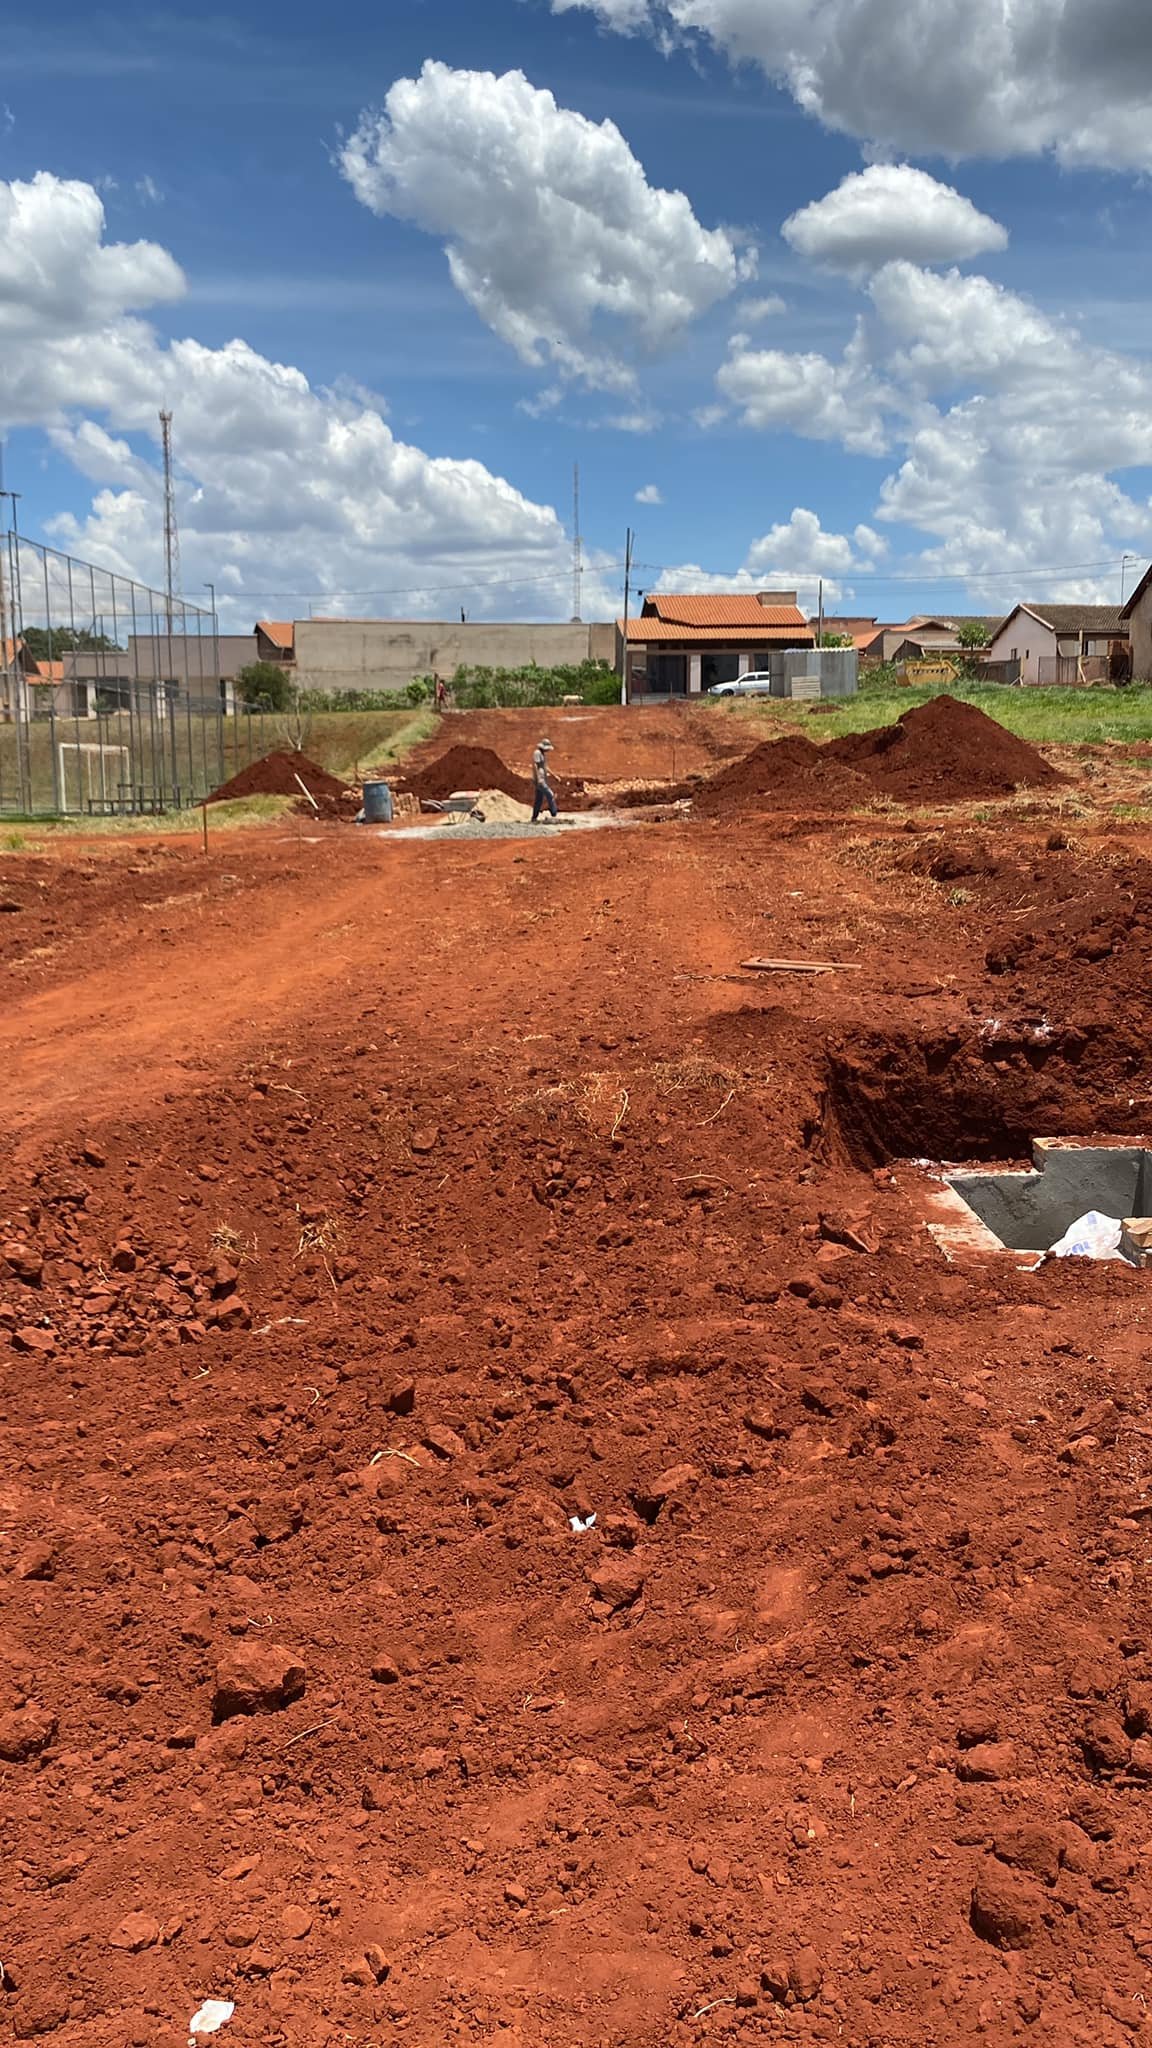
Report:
236,661,294,711
449,659,618,709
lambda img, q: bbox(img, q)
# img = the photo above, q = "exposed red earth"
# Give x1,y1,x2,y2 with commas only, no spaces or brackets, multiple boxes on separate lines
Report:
207,754,350,806
3,704,1152,2048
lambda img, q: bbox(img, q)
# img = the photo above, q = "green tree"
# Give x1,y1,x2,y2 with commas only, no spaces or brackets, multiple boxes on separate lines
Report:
957,621,991,649
21,626,120,661
236,661,294,711
819,633,854,648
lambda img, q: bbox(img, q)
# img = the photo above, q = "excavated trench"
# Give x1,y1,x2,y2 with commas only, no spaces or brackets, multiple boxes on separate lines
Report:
822,1022,1151,1170
948,1145,1152,1255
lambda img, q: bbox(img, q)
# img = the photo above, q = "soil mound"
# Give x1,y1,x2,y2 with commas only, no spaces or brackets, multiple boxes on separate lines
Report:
832,695,1063,803
400,744,587,809
207,751,350,806
400,745,536,804
633,695,1065,816
691,732,873,817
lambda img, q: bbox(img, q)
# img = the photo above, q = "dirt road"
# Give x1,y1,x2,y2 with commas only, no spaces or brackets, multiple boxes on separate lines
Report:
4,710,1152,2047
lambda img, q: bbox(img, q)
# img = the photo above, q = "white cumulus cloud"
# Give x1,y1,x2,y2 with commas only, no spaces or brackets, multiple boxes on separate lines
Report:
718,252,1152,601
718,324,897,456
635,483,663,504
552,0,1152,174
654,509,882,608
0,171,593,625
867,262,1065,384
340,61,755,391
783,166,1007,275
0,171,184,340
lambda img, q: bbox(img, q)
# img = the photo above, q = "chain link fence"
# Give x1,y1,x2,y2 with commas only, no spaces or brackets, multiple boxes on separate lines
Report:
0,531,271,816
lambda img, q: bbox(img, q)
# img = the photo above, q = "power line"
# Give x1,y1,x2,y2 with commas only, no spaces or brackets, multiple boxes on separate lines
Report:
211,562,632,603
629,556,1136,589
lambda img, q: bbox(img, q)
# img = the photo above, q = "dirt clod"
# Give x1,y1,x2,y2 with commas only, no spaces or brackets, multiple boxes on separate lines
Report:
970,1863,1043,1950
108,1912,161,1953
0,1708,57,1762
212,1644,306,1722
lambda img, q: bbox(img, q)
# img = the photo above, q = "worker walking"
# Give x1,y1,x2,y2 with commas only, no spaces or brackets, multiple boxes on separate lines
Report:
532,738,558,822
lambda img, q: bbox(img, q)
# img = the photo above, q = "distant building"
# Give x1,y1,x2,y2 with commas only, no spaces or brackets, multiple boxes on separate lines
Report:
293,617,615,697
255,621,296,665
987,604,1129,685
861,616,1003,664
816,615,880,652
618,592,814,697
1121,567,1152,680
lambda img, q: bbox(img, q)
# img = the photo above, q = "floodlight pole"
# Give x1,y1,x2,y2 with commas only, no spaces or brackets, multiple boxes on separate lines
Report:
620,527,634,707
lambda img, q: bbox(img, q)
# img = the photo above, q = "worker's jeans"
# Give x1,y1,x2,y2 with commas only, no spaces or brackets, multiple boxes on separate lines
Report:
532,782,558,820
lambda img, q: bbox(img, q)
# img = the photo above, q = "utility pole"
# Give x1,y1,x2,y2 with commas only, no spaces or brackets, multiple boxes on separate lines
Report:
620,527,634,707
571,463,583,624
817,577,825,647
0,446,10,730
159,409,181,637
0,484,28,808
1122,554,1137,605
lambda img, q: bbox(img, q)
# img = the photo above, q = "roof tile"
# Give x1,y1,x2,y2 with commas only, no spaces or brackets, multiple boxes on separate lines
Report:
620,618,815,643
646,594,808,629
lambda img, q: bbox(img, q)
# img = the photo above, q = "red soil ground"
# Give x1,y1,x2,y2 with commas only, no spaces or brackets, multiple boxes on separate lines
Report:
3,706,1152,2048
207,753,351,805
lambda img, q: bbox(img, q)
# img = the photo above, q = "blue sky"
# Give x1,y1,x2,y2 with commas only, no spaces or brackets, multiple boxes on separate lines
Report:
4,0,1152,625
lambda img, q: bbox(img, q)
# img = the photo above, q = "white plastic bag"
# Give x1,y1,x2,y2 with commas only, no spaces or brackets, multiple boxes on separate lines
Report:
1048,1212,1124,1262
190,2002,235,2040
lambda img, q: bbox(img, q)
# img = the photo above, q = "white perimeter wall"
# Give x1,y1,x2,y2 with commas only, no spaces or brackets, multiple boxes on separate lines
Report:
295,619,616,696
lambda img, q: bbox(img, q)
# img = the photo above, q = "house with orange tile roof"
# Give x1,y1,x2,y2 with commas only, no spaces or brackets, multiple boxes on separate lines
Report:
255,620,296,663
617,591,815,697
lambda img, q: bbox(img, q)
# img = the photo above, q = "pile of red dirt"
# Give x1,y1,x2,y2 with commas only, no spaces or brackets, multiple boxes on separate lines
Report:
832,694,1065,803
638,696,1065,817
207,750,351,805
399,743,587,809
692,731,874,816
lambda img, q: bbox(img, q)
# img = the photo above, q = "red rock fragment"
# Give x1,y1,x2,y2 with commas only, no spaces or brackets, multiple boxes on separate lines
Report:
788,1948,824,2003
0,1708,58,1762
108,1912,161,1953
1082,1715,1131,1775
423,1423,466,1460
957,1741,1017,1783
3,1244,43,1285
632,1463,698,1522
212,1644,305,1722
970,1863,1042,1950
12,1327,55,1355
14,1541,55,1582
743,1407,787,1442
588,1556,645,1614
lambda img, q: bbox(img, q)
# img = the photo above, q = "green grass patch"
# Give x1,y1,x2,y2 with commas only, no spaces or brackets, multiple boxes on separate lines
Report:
3,795,293,840
301,710,439,779
725,678,1152,748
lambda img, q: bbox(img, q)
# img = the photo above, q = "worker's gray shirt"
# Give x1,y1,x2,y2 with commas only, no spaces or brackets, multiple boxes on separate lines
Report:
532,748,551,786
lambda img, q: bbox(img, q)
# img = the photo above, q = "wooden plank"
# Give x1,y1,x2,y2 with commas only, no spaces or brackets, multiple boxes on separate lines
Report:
742,957,864,975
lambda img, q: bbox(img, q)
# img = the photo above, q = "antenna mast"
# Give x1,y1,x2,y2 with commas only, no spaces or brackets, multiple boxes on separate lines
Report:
159,410,181,633
572,463,583,623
